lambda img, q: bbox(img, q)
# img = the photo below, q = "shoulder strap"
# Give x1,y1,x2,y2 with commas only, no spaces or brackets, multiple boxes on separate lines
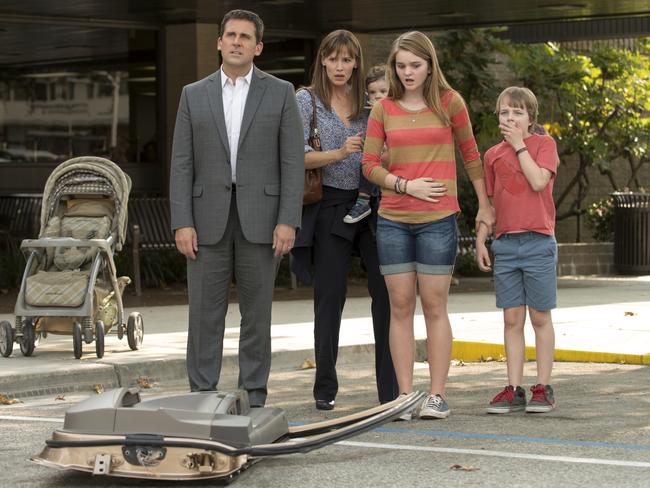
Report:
299,88,318,134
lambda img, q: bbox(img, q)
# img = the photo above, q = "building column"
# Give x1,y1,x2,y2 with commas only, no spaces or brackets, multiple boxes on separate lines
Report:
354,33,374,74
162,23,220,196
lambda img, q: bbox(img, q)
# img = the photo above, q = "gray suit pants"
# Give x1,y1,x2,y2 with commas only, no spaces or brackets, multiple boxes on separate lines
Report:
186,196,277,406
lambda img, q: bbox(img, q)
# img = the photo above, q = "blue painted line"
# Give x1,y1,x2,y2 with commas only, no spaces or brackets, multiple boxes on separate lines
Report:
289,421,650,452
375,427,650,452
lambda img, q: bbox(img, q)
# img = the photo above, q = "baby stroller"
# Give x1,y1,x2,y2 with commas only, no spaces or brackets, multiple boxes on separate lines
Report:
0,156,143,359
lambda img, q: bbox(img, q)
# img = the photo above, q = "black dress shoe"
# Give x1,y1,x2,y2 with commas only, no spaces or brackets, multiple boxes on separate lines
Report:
315,399,335,410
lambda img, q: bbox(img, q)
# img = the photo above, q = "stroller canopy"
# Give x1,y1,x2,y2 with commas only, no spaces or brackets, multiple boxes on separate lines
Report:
40,157,132,249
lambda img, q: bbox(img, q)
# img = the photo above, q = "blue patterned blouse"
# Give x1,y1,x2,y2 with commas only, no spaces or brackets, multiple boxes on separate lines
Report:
296,89,368,191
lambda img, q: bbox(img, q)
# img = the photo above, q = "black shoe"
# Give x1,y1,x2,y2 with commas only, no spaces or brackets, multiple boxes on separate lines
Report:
315,399,335,410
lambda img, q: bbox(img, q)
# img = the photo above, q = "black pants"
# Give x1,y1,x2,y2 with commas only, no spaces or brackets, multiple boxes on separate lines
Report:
312,189,398,404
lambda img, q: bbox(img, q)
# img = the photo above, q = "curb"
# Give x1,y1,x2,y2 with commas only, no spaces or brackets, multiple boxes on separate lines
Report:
2,339,648,400
450,341,650,365
0,365,120,399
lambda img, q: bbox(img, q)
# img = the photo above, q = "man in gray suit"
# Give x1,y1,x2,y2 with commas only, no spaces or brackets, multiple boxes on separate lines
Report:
169,9,304,407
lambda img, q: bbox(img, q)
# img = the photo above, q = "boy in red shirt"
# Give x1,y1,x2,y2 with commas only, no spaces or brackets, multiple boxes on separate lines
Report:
476,86,559,414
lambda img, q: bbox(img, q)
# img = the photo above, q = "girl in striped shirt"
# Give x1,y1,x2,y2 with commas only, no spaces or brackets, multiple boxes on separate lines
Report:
362,31,494,419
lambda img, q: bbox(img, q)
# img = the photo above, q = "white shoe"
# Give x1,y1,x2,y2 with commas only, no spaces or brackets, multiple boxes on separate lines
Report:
393,393,416,421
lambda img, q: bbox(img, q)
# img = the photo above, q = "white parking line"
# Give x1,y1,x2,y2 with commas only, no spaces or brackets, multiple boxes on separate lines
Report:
3,415,648,468
0,415,63,423
339,441,650,468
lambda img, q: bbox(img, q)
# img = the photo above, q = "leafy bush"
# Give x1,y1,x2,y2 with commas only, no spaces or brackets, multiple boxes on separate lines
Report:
584,196,614,242
114,249,187,289
455,246,485,277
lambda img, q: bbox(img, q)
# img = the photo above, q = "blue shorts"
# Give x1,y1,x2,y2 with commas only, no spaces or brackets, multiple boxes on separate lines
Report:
376,214,458,275
491,232,557,311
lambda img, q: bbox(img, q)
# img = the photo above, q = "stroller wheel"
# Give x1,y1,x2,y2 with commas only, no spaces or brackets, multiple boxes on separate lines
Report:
0,321,14,358
20,318,36,357
127,312,144,351
73,321,83,359
95,321,105,359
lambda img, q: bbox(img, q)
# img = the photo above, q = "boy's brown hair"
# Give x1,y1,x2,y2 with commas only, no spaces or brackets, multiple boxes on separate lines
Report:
495,86,539,128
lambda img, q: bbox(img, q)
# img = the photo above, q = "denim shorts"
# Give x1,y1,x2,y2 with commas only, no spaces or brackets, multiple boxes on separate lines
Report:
491,232,557,311
376,214,458,275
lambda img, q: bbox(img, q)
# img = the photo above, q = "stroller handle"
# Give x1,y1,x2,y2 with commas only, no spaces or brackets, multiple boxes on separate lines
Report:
21,235,115,253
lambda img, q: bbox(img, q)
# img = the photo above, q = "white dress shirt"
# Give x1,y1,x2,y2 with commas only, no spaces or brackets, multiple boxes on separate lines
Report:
221,66,253,184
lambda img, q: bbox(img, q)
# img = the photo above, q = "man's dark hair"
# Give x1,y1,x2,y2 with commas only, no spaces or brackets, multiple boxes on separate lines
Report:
221,9,264,43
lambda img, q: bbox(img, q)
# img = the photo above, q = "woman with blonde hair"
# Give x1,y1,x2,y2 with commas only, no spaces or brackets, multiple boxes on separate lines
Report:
292,30,398,410
362,31,494,419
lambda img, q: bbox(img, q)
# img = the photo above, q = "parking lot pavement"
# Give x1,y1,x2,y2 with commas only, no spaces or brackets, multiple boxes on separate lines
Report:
0,359,648,487
1,276,649,400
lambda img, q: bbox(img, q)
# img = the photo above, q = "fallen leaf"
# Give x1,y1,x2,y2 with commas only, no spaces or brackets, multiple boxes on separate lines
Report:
93,384,105,394
450,464,479,471
497,355,507,362
137,376,157,389
55,395,65,401
482,356,494,362
300,358,316,369
0,394,21,405
450,359,465,367
624,311,637,316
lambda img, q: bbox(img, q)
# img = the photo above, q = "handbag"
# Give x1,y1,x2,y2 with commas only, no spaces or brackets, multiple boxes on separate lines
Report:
301,88,323,205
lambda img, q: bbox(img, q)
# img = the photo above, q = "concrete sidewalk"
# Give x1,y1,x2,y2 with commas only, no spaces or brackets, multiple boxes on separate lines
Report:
0,276,648,399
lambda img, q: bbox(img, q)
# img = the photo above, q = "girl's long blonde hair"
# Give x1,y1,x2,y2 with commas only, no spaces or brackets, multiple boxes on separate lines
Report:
386,31,453,126
309,30,365,120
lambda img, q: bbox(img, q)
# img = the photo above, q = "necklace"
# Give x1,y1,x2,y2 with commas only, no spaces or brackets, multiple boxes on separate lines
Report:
409,107,427,122
331,96,351,121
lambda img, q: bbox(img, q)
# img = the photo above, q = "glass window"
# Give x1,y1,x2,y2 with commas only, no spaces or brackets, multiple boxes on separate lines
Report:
34,83,47,101
0,28,158,168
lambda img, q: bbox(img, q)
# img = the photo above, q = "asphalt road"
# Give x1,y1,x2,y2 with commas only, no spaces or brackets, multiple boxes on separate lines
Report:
1,359,649,487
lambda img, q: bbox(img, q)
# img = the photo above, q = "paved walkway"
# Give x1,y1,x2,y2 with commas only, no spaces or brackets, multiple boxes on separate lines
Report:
0,276,648,398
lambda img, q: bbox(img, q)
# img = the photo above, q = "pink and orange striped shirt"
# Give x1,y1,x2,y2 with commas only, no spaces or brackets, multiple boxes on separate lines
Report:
362,90,483,223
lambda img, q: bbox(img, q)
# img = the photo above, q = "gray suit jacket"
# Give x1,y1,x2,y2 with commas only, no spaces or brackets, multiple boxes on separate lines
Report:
169,67,304,245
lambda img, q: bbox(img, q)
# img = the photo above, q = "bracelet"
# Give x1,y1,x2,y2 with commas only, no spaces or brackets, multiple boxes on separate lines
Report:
394,176,403,194
403,179,409,195
515,146,528,155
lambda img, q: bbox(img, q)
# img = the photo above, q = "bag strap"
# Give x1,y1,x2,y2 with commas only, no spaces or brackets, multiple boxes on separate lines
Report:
298,88,319,136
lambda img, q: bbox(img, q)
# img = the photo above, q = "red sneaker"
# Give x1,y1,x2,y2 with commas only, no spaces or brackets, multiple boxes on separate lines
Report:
525,384,555,413
486,385,527,414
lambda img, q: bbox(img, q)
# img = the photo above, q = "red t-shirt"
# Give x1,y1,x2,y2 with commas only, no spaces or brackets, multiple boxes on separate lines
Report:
484,134,559,238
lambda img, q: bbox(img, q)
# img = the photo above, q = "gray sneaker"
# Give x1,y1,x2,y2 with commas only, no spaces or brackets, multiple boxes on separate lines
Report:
343,198,371,224
526,384,555,413
418,394,450,419
486,385,527,414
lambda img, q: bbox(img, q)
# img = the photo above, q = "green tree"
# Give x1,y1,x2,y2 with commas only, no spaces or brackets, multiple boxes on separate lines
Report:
507,39,650,241
435,29,505,235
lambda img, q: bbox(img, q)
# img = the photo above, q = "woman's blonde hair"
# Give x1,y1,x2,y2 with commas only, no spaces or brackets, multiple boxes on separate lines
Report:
309,30,365,120
495,86,539,128
386,31,453,126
